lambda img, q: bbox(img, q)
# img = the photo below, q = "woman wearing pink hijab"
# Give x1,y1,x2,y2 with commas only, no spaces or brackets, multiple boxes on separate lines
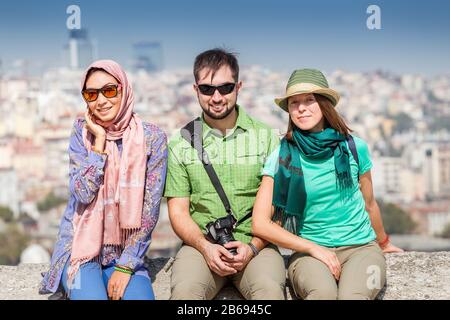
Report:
39,60,168,300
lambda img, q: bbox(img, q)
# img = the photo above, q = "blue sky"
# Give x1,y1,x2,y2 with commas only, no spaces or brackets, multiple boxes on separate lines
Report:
1,0,449,76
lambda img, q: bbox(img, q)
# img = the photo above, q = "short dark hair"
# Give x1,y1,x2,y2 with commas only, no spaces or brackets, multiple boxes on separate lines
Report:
193,48,239,83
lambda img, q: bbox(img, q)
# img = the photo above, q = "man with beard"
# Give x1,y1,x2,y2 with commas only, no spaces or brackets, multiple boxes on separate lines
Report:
164,48,286,300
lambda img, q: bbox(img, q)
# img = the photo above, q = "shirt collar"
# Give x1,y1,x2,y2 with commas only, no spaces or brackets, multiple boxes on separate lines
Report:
201,104,251,140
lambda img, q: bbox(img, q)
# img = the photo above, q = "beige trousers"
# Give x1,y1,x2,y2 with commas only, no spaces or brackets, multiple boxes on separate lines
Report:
287,241,386,300
170,244,286,300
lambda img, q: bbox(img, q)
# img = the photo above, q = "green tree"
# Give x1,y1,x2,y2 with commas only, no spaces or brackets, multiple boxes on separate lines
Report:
440,222,450,239
377,199,416,234
37,192,66,212
430,115,450,132
0,224,30,265
0,206,14,223
392,112,415,134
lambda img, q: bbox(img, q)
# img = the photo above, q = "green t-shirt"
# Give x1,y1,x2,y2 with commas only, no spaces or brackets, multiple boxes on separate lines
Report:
262,136,376,247
164,105,280,243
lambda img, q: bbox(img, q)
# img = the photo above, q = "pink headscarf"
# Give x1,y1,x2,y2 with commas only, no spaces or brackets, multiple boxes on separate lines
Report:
67,60,147,287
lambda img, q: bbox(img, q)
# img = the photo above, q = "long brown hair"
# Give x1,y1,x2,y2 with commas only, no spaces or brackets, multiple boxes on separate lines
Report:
285,93,352,140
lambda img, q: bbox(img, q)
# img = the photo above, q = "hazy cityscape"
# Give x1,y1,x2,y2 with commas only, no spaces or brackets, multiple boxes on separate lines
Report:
1,26,450,266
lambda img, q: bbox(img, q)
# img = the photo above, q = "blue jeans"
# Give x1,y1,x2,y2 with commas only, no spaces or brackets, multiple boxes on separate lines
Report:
62,259,155,300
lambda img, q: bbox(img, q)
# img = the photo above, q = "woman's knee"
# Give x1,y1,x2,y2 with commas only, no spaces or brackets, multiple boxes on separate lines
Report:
290,272,338,300
301,285,338,300
62,261,108,300
288,255,338,300
122,275,155,300
338,291,372,300
337,244,386,300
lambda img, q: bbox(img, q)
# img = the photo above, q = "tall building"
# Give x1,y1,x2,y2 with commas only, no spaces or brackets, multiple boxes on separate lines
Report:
372,156,425,203
63,29,95,70
0,168,20,217
132,41,163,72
424,142,450,199
401,140,450,200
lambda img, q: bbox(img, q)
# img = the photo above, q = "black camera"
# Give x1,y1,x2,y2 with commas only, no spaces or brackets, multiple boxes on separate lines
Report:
205,214,238,255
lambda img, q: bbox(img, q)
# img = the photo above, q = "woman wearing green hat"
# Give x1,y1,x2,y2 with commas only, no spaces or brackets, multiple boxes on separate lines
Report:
252,69,403,300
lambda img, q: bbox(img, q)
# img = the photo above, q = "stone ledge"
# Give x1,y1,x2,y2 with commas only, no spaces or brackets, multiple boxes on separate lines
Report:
0,252,449,300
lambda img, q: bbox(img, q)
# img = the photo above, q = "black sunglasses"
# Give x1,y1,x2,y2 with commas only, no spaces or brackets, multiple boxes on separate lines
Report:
197,83,236,96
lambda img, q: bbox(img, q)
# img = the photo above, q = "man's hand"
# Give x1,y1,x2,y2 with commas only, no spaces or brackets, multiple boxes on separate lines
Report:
201,242,238,277
107,270,131,300
223,241,254,272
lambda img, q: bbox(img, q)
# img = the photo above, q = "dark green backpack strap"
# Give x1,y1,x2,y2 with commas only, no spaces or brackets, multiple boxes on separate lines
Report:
346,135,360,181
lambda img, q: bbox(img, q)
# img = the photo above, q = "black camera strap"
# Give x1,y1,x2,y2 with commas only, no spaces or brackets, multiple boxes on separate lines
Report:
181,118,251,225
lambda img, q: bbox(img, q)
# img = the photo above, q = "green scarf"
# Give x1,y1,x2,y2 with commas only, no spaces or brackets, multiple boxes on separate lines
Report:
272,127,353,235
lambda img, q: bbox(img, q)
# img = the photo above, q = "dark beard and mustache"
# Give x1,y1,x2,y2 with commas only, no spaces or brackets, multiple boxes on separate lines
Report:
203,104,236,120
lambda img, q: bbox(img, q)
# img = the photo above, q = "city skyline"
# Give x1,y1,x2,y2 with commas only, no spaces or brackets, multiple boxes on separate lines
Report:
1,0,450,76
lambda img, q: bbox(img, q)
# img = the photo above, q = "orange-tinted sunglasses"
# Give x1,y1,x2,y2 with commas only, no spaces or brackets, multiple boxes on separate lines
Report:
81,84,122,102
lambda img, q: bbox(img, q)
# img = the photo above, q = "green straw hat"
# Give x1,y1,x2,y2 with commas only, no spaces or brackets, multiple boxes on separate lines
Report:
275,68,340,112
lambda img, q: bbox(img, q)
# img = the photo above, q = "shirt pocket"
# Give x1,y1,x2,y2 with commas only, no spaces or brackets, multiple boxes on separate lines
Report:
232,152,264,191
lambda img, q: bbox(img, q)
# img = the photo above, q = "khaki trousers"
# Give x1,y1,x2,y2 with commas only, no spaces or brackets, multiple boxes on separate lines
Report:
170,244,286,300
287,241,386,300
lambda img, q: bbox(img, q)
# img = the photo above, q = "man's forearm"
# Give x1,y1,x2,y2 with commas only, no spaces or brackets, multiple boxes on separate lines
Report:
170,213,210,253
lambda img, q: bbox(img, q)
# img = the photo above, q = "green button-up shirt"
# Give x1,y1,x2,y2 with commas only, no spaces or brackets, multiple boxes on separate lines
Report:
164,105,279,243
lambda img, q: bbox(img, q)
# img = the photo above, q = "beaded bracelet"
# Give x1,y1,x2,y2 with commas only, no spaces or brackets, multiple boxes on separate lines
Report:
378,234,390,249
114,265,134,275
248,242,259,257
